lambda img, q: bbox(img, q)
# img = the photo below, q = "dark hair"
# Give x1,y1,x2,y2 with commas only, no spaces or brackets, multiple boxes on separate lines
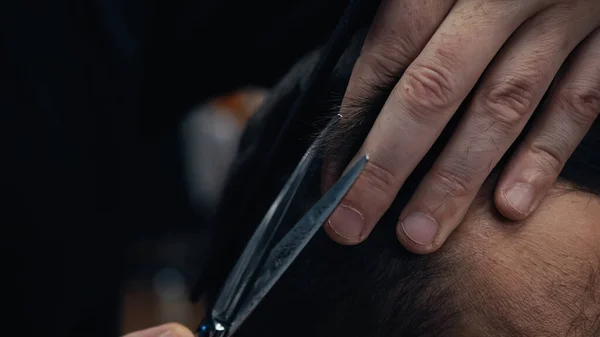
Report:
193,27,600,336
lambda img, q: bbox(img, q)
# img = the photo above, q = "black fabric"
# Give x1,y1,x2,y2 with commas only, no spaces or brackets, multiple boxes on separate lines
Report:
2,2,146,335
1,0,354,336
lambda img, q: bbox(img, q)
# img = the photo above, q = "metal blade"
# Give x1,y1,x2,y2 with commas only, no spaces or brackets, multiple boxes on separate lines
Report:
228,155,368,334
210,142,317,324
210,117,339,326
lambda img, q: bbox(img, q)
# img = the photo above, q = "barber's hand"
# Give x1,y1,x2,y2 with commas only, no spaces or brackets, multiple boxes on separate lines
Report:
123,323,194,337
324,0,600,253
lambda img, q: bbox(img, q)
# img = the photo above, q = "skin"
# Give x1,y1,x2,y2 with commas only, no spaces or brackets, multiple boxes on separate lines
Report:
445,182,600,336
323,0,600,254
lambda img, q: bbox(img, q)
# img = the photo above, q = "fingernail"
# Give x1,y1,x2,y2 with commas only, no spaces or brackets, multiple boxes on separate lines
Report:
328,204,365,242
159,325,191,337
123,326,169,337
503,183,535,215
400,213,439,245
158,330,175,337
124,325,189,337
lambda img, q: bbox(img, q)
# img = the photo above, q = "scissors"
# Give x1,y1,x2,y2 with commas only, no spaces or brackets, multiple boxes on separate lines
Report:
196,124,368,337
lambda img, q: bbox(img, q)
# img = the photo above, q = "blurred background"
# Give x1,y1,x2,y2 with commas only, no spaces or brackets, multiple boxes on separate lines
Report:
2,3,357,336
119,88,267,334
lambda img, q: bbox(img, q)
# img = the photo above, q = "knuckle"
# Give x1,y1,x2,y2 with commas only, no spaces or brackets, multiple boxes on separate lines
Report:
431,166,471,200
359,30,418,87
362,160,397,196
528,143,564,176
360,52,405,86
558,86,600,127
399,62,457,116
363,31,415,77
480,77,537,129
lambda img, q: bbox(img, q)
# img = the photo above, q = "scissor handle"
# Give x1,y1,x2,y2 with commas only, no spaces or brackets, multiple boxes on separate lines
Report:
197,317,228,337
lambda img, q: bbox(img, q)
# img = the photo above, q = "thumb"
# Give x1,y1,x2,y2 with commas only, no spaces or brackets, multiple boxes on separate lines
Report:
123,323,194,337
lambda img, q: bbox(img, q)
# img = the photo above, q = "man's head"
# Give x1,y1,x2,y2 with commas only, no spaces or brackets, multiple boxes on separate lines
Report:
230,121,600,337
198,31,600,337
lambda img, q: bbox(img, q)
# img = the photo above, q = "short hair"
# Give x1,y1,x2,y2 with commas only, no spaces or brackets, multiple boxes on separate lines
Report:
193,28,600,336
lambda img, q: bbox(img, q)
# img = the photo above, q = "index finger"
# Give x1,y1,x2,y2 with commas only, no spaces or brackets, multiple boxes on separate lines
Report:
344,0,454,99
325,1,541,245
322,1,454,192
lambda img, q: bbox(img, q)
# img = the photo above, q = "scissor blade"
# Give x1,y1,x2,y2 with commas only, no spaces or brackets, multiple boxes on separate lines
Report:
210,117,340,325
229,155,368,334
211,143,318,323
